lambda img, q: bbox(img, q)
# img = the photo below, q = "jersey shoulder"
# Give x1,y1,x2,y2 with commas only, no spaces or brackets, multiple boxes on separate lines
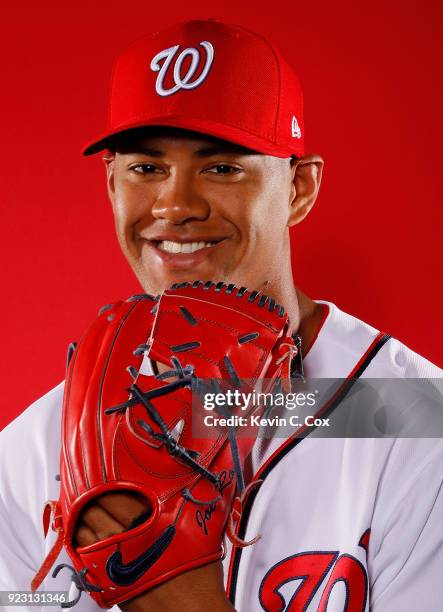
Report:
0,382,64,506
1,381,64,444
313,301,442,378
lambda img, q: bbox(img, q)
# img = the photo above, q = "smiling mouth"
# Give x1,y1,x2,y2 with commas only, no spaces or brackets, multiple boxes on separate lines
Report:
154,240,222,254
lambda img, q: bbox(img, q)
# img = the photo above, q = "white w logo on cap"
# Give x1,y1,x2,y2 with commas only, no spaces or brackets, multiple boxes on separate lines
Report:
150,41,214,97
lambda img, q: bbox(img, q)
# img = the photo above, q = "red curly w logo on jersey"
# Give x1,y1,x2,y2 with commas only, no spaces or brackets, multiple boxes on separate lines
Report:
259,531,370,611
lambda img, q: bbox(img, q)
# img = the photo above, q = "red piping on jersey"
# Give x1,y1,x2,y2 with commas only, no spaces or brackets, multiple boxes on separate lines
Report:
225,330,389,599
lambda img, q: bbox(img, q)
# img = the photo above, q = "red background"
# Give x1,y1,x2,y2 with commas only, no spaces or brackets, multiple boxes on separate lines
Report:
1,0,442,430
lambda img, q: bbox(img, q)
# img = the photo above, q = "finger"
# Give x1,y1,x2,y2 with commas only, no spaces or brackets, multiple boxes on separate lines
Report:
95,491,152,529
74,523,97,547
80,503,125,540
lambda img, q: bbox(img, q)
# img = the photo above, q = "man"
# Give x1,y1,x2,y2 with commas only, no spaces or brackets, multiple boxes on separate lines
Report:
0,19,441,612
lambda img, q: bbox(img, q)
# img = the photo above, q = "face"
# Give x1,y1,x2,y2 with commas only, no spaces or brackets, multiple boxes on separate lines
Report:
105,130,306,297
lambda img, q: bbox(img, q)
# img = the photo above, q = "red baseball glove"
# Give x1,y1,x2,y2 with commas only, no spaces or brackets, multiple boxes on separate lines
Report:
32,281,297,608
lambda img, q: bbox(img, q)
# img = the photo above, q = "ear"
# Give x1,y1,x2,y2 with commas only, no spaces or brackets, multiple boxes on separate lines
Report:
102,152,116,202
288,154,324,227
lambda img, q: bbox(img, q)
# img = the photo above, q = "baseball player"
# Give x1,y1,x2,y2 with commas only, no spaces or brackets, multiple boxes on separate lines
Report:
0,19,442,612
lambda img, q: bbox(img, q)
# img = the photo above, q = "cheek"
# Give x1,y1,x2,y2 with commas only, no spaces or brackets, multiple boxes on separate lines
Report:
112,183,151,239
230,189,288,252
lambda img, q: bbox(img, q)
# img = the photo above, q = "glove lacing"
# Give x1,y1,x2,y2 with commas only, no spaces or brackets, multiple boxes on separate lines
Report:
106,355,265,546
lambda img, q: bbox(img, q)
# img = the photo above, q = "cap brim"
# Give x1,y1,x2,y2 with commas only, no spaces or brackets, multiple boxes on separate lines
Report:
82,116,299,158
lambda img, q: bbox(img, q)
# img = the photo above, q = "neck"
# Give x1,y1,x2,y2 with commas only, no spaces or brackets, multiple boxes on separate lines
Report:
259,277,326,357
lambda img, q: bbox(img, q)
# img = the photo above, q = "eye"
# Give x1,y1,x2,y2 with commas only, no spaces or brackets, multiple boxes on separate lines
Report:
130,163,161,175
205,164,241,176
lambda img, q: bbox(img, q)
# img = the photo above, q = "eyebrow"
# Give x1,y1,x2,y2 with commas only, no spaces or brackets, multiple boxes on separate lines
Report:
130,146,163,157
123,144,258,157
193,145,258,158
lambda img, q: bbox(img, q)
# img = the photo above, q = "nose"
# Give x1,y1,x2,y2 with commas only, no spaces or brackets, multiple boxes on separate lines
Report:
151,172,210,224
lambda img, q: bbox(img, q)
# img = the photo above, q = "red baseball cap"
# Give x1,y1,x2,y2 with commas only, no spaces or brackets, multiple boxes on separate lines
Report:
82,19,304,158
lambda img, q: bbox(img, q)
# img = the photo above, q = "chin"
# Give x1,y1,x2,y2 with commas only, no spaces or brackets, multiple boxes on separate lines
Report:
140,272,235,296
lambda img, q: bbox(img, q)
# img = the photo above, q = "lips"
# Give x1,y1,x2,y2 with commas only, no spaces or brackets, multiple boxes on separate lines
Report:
142,237,228,270
156,240,219,254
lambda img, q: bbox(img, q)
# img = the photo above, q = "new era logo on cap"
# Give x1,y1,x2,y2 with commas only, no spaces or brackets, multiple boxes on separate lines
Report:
291,116,301,139
82,20,304,158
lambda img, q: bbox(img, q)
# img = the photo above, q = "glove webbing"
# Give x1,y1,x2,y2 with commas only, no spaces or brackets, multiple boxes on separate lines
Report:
106,355,247,498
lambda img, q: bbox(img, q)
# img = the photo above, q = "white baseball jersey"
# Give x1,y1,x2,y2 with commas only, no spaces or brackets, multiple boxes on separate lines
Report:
0,301,441,611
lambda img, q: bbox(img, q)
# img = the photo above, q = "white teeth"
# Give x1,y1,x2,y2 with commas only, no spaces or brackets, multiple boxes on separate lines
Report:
157,240,217,254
